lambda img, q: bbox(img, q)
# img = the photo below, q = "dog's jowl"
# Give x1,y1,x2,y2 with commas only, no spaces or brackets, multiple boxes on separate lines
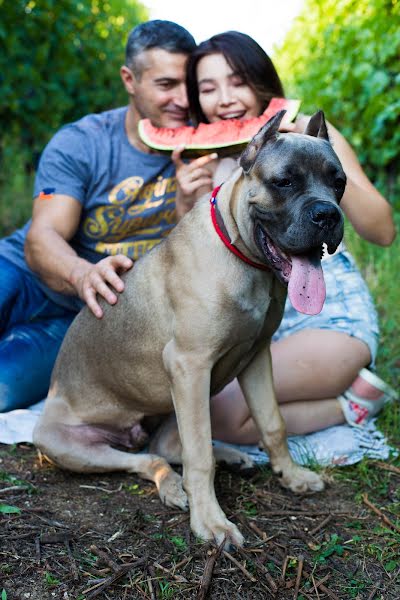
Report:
34,110,345,548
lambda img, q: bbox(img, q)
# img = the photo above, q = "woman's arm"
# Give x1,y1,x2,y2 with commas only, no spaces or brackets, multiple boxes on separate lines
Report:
296,115,396,246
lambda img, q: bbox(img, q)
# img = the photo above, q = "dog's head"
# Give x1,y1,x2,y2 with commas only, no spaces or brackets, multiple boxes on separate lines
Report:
238,110,345,314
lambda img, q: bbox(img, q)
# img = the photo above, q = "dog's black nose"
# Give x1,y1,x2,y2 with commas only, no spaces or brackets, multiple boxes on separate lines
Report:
309,201,341,230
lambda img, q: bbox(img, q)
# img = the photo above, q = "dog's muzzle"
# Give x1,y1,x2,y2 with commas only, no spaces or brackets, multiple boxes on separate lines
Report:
309,201,342,229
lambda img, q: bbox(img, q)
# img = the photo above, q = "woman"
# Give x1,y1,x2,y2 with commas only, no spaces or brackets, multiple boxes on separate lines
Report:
172,31,397,441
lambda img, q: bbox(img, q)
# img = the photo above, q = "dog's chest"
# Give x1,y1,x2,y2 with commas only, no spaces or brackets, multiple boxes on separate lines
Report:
235,293,269,323
231,275,273,328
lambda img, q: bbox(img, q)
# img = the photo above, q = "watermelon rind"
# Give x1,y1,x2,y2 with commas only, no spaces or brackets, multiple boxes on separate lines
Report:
138,98,301,158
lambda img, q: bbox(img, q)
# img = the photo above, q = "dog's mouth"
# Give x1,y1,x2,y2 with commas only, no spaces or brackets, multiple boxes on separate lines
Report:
255,223,326,315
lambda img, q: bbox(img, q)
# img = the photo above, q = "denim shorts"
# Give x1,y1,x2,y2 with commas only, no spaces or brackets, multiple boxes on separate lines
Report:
273,249,379,366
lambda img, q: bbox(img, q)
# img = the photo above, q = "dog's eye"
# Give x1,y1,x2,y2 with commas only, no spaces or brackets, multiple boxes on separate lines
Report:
334,178,346,194
274,178,292,188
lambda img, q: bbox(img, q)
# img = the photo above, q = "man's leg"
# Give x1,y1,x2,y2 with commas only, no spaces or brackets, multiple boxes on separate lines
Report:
0,257,76,411
0,316,74,411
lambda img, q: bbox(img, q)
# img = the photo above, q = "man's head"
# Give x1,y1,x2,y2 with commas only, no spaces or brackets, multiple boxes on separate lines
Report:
121,20,196,129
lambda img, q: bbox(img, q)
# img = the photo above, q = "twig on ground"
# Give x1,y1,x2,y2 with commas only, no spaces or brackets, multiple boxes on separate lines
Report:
367,580,382,600
79,484,123,494
147,572,157,600
222,549,257,582
281,555,289,581
89,544,121,572
147,565,158,600
362,493,400,533
309,514,334,536
197,538,225,600
259,509,336,517
0,485,32,494
311,573,321,600
238,547,278,592
313,572,331,590
303,570,340,600
173,556,192,573
372,461,400,476
263,551,282,567
247,520,272,541
154,561,187,583
82,557,146,599
40,532,72,544
35,536,41,564
65,539,80,581
293,555,304,600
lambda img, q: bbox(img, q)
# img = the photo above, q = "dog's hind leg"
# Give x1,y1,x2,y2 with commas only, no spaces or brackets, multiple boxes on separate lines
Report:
33,417,188,510
150,413,254,469
238,344,325,493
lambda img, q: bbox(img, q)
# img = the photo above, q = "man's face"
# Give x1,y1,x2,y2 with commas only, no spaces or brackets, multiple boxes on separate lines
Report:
122,48,189,128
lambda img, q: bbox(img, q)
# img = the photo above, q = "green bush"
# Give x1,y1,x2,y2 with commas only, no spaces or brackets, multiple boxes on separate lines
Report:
274,0,400,204
0,0,147,166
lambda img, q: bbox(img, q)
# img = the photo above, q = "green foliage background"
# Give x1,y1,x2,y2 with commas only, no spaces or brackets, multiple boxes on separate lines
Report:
0,0,147,164
274,0,400,203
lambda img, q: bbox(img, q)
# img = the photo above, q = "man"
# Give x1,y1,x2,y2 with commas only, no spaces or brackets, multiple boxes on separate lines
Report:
0,20,196,412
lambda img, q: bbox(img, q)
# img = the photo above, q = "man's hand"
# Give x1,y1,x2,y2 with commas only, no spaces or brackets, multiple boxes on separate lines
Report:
70,255,133,318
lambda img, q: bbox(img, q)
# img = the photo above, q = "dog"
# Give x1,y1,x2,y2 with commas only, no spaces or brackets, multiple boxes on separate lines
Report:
33,110,345,547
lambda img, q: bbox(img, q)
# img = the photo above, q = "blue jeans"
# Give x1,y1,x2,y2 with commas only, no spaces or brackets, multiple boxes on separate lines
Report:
0,256,77,412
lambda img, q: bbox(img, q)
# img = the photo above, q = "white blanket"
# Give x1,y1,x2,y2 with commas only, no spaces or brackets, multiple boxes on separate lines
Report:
0,401,396,467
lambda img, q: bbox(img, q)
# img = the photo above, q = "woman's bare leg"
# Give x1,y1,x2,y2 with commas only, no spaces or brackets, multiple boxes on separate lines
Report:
210,329,371,443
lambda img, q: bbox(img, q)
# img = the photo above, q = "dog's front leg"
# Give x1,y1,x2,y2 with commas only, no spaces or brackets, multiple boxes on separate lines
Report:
163,340,244,548
238,343,324,493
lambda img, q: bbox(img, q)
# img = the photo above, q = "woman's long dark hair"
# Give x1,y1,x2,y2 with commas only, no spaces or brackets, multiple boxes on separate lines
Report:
187,31,285,125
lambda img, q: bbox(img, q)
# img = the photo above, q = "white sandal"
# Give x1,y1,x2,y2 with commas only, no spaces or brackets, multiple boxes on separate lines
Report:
338,368,398,427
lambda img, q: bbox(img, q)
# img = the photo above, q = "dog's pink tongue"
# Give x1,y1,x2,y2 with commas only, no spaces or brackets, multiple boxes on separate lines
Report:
288,254,326,315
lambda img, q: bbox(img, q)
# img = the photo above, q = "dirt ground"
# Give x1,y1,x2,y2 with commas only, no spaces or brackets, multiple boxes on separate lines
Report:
0,443,399,600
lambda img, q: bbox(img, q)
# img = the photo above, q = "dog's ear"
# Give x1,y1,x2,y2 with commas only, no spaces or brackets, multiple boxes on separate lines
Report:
240,109,286,174
304,110,330,141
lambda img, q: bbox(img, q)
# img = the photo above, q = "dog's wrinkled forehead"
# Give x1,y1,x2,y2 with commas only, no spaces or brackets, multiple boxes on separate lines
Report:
254,134,342,179
240,109,342,177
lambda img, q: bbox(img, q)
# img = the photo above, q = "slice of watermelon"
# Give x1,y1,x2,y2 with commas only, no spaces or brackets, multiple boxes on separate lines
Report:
138,98,301,157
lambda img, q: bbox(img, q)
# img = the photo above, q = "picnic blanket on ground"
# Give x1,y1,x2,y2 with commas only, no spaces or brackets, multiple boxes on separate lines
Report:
0,401,396,467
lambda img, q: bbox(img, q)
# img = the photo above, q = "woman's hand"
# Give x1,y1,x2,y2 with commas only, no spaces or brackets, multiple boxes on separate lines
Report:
172,146,218,218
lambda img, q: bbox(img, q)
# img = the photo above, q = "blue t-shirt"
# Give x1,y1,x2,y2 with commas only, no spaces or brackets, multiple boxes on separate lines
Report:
0,106,177,311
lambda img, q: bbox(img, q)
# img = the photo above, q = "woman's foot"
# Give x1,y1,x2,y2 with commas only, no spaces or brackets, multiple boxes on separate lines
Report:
338,368,398,427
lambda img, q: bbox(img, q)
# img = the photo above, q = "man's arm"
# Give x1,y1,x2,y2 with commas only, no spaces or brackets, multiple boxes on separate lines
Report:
25,194,133,318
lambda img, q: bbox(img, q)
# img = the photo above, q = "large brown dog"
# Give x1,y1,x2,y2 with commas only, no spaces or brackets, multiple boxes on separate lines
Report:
33,111,345,547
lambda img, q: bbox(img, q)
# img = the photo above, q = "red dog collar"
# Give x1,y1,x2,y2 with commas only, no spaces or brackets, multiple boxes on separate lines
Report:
210,186,270,271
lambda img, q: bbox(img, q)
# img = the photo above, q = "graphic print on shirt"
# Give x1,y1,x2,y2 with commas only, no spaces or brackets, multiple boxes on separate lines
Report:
82,174,178,261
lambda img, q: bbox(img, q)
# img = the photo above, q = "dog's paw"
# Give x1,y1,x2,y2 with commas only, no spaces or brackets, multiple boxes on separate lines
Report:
277,465,325,493
191,514,244,549
158,471,188,510
213,445,254,470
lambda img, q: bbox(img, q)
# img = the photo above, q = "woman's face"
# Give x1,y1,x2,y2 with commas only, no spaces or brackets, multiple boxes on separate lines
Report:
196,53,262,123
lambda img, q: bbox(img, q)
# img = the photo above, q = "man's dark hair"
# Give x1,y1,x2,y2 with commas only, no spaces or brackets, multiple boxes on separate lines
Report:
126,20,196,78
186,31,285,125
